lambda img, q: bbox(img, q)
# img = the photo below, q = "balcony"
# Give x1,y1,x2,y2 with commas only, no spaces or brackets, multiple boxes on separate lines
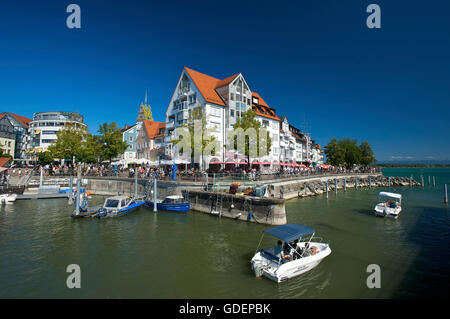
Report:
166,121,175,129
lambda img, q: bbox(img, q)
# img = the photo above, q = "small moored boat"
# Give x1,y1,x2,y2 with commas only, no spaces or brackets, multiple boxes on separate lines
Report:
251,223,331,283
96,195,144,219
0,193,17,204
374,191,402,218
144,195,190,212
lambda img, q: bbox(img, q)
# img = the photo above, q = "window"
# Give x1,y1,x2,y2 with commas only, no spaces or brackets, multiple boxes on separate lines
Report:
189,94,196,104
129,136,133,142
230,110,234,117
252,97,258,104
230,93,234,101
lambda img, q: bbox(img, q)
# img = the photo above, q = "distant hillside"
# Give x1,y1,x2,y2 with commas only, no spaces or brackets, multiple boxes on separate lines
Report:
376,159,450,167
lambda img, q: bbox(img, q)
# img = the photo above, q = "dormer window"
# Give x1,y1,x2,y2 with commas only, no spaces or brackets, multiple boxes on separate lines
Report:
252,97,259,104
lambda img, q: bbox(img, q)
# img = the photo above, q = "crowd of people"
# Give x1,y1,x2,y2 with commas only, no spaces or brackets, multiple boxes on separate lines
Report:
0,161,380,186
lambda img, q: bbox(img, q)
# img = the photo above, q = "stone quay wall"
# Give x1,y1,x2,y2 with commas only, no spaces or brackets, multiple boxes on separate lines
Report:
182,190,286,225
265,174,420,200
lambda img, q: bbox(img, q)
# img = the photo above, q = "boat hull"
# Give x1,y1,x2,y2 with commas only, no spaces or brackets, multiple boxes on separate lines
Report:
374,203,401,218
251,243,331,283
144,201,190,212
0,194,17,204
96,201,145,219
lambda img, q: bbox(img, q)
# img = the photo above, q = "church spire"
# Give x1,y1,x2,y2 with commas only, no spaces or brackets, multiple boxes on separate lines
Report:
137,90,153,123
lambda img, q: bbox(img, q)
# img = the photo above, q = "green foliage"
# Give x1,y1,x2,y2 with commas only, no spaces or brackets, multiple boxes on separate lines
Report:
37,151,53,165
230,110,272,162
359,141,376,166
46,122,127,165
96,122,128,163
47,123,89,162
0,148,12,161
324,137,376,168
172,103,218,160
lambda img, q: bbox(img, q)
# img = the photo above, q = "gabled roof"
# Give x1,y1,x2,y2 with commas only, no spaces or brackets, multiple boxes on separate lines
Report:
142,120,165,139
122,124,137,133
0,157,10,167
215,73,240,89
0,112,32,128
251,92,280,121
184,67,226,106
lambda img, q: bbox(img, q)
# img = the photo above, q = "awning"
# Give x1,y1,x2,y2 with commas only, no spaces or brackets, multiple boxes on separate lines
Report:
264,223,315,242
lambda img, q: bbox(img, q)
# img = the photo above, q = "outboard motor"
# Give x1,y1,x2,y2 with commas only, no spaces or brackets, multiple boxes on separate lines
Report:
96,208,108,219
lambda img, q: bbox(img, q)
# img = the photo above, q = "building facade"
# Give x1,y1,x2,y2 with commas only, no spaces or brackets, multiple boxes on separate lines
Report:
161,66,323,170
0,112,32,162
122,122,142,160
165,67,287,168
136,120,166,162
27,111,86,158
0,116,16,159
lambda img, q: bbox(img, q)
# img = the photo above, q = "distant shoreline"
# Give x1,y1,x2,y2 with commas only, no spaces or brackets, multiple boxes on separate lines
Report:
376,164,450,168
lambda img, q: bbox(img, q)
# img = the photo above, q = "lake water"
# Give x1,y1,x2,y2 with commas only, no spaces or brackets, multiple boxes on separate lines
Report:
0,168,448,298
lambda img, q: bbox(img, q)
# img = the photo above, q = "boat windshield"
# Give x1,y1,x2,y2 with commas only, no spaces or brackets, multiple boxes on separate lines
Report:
105,199,120,208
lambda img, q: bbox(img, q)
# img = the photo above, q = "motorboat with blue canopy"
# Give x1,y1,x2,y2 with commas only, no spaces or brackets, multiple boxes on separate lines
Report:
251,223,331,283
374,191,402,218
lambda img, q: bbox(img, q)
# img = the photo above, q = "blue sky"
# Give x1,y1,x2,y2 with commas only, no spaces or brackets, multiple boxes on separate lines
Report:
1,0,449,161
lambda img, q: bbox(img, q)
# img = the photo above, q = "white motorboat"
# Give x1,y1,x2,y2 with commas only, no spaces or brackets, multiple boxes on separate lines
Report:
251,223,331,283
0,193,17,204
374,191,402,218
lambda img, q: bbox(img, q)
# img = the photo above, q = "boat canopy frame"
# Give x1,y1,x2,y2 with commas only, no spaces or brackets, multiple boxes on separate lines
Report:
264,224,315,242
378,192,402,203
254,224,317,263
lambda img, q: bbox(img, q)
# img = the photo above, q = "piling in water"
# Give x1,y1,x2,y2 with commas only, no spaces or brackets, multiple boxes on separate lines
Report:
326,182,328,198
429,176,431,185
421,175,424,187
153,176,157,212
445,184,448,204
388,176,391,187
335,179,338,194
344,178,346,191
355,178,358,188
433,176,436,187
410,175,412,186
369,176,372,188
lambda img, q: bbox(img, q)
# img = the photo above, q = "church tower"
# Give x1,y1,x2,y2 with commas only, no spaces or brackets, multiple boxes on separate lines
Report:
137,90,153,123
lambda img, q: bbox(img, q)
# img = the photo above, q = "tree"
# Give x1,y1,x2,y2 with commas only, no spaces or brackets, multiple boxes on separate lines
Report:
171,103,218,169
47,123,89,165
324,138,344,166
324,137,375,169
359,141,376,166
0,148,12,161
229,110,272,165
37,151,53,165
96,122,128,164
339,138,362,169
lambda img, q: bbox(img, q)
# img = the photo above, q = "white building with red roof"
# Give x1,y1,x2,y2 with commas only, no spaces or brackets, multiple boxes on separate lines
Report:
164,67,285,169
